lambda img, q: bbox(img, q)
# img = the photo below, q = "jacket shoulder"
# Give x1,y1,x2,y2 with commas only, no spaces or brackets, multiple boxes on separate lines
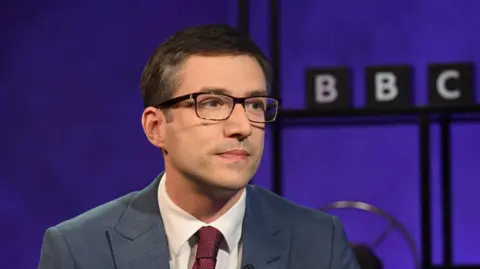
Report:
248,186,358,267
39,192,139,268
249,185,337,227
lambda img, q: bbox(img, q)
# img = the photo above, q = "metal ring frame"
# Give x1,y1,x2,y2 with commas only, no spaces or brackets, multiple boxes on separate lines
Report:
237,1,480,268
320,200,421,269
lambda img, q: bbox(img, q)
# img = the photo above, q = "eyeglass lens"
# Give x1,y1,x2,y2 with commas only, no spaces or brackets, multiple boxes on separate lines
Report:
195,94,278,122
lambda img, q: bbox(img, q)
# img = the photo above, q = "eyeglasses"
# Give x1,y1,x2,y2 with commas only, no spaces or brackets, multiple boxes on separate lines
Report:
154,92,279,123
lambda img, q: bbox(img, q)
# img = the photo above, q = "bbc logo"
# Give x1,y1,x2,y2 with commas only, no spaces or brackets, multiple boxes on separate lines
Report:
305,63,476,110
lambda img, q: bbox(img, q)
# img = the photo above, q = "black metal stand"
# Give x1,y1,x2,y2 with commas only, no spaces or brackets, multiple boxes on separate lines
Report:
269,0,282,195
237,0,249,36
419,115,433,268
440,114,453,267
237,0,480,268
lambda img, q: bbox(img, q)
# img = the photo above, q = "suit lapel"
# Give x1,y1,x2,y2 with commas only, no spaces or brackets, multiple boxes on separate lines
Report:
241,186,291,269
107,174,171,269
105,175,291,269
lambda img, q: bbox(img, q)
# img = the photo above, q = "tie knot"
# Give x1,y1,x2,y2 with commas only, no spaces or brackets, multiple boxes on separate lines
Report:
195,226,224,259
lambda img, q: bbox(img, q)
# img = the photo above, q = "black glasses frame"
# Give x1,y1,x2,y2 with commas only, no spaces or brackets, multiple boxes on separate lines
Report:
153,92,280,123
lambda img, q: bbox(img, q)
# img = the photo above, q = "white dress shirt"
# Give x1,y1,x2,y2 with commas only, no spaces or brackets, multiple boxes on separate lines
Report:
157,173,246,269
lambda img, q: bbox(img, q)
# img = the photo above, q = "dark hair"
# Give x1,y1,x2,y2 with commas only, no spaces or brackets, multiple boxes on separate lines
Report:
140,24,272,108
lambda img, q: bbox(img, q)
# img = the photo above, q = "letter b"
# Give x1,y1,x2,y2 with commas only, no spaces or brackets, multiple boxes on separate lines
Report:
314,74,338,103
365,65,413,109
305,67,351,109
375,72,398,102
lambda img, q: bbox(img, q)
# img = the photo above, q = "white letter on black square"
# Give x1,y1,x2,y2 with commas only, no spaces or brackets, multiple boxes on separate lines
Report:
365,65,413,109
428,62,475,106
305,67,352,110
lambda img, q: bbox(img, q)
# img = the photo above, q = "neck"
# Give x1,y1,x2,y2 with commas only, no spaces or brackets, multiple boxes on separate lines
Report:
163,167,244,223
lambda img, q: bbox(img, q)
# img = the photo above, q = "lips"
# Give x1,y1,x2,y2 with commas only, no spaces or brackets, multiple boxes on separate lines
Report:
217,149,250,161
219,149,250,156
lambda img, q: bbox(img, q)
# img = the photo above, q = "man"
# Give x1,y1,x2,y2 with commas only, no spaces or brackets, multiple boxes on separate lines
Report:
38,24,359,269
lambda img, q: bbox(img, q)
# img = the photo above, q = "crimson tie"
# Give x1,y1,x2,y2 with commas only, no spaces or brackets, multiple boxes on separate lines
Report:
192,226,224,269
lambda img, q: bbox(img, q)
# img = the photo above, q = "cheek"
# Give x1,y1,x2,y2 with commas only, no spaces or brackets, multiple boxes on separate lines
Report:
252,129,265,152
166,124,212,155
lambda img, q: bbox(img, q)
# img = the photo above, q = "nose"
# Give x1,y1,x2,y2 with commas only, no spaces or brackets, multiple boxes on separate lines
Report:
223,103,253,139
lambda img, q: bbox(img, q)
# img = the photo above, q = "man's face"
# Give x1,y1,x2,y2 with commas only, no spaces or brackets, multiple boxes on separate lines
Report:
159,54,267,191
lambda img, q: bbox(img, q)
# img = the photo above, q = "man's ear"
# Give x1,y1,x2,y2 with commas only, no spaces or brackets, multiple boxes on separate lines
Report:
141,107,166,149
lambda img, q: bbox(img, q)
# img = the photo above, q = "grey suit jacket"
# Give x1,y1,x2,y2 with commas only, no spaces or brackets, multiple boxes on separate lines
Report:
38,174,360,269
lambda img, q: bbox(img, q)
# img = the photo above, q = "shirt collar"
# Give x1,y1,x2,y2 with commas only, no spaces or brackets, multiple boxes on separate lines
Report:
157,173,246,257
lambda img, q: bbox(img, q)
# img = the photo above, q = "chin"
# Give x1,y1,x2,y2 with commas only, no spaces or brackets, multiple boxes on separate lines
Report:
214,177,249,190
193,161,257,191
208,172,252,191
220,181,249,191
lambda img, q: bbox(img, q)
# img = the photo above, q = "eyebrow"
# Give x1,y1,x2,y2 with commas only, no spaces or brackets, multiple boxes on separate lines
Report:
199,87,268,97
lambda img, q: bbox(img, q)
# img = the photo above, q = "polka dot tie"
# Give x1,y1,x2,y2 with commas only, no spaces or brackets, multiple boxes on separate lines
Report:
192,226,224,269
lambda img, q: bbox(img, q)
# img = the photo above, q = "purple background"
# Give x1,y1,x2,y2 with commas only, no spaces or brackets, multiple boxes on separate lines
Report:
2,0,479,268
